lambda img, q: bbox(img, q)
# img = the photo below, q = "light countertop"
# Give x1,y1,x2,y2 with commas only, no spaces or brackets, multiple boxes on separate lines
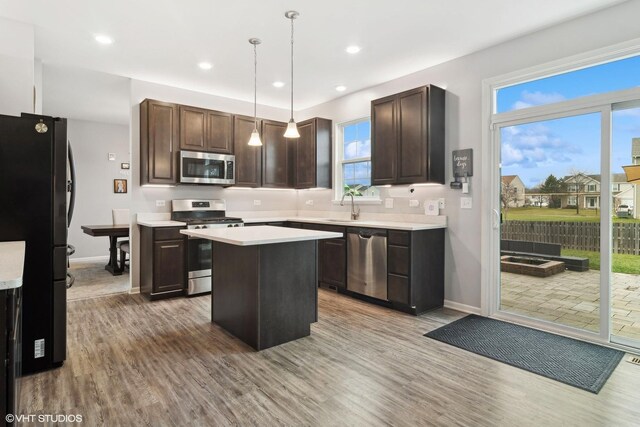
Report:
240,217,446,231
181,226,342,246
137,220,186,227
139,216,446,231
289,217,446,231
0,241,26,290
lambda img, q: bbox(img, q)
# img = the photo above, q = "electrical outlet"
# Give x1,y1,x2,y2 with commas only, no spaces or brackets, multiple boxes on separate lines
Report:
409,199,419,207
305,200,314,206
438,198,446,209
461,197,473,209
253,200,262,206
385,198,394,209
156,200,165,207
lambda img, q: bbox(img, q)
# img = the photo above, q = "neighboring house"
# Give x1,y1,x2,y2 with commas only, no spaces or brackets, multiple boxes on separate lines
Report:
501,175,526,207
612,172,635,210
526,194,549,207
560,173,601,209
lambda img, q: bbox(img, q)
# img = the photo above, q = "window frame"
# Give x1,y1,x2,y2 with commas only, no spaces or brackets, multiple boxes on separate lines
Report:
333,117,381,204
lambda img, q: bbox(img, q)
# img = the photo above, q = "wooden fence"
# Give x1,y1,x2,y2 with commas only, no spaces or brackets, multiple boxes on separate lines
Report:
501,221,640,255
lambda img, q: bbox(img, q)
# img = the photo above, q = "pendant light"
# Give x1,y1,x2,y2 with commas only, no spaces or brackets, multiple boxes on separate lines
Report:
248,38,263,146
283,10,300,138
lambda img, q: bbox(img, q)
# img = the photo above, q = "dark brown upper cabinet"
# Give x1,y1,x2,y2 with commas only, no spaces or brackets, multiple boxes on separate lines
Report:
371,85,445,185
293,118,332,189
179,106,233,154
261,119,291,188
233,115,262,187
140,99,179,185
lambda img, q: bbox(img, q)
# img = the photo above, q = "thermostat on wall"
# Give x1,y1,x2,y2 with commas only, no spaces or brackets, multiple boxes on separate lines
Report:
425,200,439,216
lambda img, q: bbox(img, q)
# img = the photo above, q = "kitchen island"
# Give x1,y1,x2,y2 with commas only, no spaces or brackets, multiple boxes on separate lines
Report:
181,226,342,350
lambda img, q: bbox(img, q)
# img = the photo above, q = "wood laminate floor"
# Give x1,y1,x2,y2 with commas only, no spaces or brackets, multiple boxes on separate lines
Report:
67,259,130,301
19,290,640,426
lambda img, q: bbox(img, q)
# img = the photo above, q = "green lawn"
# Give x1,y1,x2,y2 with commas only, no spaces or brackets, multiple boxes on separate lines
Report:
562,249,640,274
503,207,640,223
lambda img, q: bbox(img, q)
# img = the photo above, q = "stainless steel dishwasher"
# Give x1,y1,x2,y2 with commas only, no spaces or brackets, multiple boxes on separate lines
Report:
347,228,388,300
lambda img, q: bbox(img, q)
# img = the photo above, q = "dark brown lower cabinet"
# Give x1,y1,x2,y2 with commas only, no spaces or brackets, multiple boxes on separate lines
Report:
284,221,443,315
298,223,346,289
386,228,444,314
319,238,346,289
139,225,186,300
387,274,410,305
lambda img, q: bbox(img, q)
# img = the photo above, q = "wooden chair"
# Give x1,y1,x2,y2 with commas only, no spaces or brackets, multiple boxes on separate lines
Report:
112,209,130,272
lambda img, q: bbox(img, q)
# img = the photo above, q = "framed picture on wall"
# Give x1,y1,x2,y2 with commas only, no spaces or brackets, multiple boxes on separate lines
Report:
114,179,127,194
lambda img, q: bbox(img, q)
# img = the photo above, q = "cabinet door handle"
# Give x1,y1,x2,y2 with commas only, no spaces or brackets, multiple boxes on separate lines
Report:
161,244,179,249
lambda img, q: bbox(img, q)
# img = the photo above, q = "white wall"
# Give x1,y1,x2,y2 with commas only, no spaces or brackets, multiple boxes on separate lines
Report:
64,119,131,259
297,0,640,310
0,17,34,116
129,80,296,288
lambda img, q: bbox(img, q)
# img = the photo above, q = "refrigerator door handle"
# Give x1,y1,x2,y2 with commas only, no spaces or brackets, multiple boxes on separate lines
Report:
67,141,76,226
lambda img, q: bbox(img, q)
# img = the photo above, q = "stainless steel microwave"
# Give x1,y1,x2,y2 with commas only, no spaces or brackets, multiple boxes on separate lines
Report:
179,151,235,185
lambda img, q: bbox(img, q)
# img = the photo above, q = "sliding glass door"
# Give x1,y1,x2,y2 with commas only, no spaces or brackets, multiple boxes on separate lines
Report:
611,103,640,348
498,111,603,334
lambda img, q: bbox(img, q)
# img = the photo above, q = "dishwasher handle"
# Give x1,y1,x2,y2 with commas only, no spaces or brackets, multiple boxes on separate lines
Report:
349,228,387,239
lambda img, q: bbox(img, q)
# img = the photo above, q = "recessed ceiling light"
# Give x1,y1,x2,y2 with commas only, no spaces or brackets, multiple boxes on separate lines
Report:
335,85,347,92
94,34,113,45
272,81,285,88
198,62,213,70
345,45,361,54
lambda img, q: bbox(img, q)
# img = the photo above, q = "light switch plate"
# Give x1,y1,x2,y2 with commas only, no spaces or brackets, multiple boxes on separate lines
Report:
253,200,262,206
108,153,116,161
305,200,314,206
156,200,165,207
461,197,473,209
384,198,394,209
439,198,446,209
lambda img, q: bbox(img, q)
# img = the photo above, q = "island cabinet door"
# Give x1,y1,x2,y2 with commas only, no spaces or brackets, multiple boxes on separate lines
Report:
153,240,185,293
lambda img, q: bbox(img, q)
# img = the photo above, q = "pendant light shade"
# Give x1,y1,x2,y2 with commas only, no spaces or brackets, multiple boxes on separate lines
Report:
248,128,262,146
248,38,263,146
284,119,300,138
284,10,300,139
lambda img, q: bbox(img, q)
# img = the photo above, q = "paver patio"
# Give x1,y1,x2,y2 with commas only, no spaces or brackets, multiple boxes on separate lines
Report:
501,269,640,342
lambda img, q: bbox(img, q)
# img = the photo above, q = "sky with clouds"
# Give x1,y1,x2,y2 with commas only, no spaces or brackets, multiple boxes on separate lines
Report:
498,55,640,188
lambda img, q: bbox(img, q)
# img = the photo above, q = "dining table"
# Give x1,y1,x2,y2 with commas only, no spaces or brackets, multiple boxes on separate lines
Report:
81,224,130,275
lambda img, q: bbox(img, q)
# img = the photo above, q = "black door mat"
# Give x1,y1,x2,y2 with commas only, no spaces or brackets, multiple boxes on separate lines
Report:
425,314,624,393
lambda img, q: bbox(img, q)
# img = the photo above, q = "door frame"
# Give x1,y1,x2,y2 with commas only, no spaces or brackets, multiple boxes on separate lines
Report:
482,84,640,347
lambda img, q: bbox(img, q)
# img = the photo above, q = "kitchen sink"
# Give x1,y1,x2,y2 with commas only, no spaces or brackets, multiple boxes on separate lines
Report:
325,219,360,223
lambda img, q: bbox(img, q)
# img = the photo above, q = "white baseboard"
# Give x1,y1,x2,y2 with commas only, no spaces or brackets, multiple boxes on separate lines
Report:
443,300,482,315
129,287,140,294
70,255,109,263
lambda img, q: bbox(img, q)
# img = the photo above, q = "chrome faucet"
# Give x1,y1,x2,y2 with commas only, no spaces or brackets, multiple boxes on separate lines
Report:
340,192,361,220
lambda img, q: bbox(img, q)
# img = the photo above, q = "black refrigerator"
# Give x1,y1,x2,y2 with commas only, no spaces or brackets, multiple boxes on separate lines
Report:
0,113,72,375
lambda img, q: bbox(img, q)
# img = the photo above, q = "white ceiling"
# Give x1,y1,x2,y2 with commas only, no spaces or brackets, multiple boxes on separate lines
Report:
42,64,130,125
0,0,627,110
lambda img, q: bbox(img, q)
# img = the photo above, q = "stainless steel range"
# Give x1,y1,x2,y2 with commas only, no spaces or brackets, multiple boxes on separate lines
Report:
171,199,243,296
